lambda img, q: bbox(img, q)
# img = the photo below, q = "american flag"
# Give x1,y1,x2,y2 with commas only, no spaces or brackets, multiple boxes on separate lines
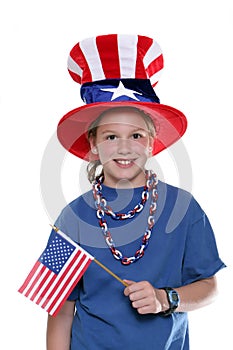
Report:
18,228,93,317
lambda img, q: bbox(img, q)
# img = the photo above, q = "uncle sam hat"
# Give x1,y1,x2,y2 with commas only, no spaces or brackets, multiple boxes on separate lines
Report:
57,34,187,160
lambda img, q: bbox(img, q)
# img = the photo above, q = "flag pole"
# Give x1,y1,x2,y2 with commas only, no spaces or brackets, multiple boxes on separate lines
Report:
93,258,128,286
50,224,128,287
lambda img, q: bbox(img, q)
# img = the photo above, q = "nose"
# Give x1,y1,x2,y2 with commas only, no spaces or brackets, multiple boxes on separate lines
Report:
117,138,133,155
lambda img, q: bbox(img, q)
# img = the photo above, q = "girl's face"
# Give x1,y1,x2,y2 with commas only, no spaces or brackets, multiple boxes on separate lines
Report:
89,109,154,188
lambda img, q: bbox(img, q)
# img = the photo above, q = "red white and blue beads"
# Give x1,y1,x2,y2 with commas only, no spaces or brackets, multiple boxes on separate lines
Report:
92,170,158,265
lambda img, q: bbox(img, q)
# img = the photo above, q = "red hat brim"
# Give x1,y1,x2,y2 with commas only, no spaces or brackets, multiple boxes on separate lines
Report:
57,101,187,161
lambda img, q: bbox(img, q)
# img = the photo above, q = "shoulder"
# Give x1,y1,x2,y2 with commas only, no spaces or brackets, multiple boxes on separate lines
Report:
158,180,192,199
157,180,205,233
61,189,94,215
54,189,94,239
157,180,194,214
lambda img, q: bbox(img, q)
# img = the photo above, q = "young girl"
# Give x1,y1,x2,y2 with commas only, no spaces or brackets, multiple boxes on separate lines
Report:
46,34,225,349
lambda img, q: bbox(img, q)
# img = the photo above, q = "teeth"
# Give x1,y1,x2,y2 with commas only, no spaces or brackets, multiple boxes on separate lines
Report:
116,160,132,165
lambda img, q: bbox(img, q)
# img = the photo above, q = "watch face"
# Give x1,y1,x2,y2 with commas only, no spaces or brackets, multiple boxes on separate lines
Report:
171,291,179,302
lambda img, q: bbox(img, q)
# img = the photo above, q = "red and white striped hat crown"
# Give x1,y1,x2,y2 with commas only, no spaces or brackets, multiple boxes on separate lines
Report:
57,34,187,160
68,34,163,87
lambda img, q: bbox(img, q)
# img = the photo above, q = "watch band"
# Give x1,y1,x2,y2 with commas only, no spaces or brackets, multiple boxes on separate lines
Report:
160,287,180,316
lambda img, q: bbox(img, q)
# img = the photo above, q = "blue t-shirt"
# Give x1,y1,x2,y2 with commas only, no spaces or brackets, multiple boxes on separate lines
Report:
53,180,225,350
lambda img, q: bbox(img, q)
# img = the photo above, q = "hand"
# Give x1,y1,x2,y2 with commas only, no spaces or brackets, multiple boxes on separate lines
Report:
124,280,168,315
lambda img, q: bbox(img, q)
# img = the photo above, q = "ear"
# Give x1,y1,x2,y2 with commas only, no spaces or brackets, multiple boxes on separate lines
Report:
89,137,99,155
89,136,96,150
91,148,98,155
148,136,154,155
89,135,95,149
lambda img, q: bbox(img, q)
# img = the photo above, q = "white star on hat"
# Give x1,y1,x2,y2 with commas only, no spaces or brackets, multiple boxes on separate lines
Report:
100,81,142,101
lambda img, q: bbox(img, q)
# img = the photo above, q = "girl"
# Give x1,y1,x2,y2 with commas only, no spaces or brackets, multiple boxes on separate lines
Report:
46,34,225,349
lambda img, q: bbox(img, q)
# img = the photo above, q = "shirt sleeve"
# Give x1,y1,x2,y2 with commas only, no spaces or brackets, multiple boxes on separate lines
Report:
182,198,226,285
67,282,80,301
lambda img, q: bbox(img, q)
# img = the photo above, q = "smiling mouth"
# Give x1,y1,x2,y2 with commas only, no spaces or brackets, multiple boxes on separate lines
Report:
114,159,134,165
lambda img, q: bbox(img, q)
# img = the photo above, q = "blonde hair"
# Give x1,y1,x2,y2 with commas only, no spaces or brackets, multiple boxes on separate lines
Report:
86,106,156,183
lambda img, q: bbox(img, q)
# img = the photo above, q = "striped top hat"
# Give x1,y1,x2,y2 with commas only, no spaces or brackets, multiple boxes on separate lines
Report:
57,34,187,160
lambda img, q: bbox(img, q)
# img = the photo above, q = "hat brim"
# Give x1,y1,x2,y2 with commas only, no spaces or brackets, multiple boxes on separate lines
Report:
57,101,187,161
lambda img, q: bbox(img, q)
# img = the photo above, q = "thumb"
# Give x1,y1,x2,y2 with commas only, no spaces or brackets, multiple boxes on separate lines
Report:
123,279,135,296
123,279,135,286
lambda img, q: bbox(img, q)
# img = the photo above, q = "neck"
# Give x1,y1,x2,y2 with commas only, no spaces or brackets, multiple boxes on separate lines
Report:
113,179,138,189
102,171,147,189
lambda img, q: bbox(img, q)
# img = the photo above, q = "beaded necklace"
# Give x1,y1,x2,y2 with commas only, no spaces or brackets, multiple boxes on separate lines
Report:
92,170,158,265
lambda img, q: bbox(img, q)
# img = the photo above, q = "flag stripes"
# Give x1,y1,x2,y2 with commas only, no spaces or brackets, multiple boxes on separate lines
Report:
80,36,106,82
118,34,138,78
96,34,120,79
18,229,94,316
68,34,164,87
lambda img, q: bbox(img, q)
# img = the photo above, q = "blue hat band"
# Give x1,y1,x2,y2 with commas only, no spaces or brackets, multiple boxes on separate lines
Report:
80,79,160,105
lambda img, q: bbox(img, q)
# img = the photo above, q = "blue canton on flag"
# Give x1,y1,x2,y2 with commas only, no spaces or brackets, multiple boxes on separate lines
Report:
39,234,76,274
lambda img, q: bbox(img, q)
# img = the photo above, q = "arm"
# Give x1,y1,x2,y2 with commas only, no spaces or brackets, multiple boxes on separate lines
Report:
175,276,217,312
46,300,75,350
124,276,218,315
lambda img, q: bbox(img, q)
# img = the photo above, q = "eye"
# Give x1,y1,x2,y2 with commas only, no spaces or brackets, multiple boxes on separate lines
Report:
132,133,142,139
106,134,117,140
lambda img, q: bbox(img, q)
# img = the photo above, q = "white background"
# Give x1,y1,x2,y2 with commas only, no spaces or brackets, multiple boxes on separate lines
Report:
0,0,232,349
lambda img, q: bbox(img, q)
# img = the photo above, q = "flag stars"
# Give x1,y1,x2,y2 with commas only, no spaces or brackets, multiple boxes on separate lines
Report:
40,234,75,273
100,81,142,101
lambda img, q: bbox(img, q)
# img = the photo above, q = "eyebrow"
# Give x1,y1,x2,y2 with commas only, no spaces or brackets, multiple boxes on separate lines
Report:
100,128,148,134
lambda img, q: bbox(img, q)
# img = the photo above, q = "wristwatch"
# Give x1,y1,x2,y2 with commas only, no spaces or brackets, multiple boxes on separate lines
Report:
160,287,180,316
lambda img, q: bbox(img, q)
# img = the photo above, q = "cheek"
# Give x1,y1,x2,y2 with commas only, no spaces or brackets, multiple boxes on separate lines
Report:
97,141,116,160
134,138,150,151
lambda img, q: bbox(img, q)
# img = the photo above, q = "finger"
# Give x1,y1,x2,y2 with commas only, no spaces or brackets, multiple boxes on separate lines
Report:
136,305,156,315
131,297,149,309
123,280,135,296
126,281,154,297
123,279,135,285
128,289,148,302
132,296,160,314
124,281,145,295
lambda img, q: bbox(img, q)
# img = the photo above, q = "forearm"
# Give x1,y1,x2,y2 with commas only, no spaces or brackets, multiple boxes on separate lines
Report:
124,276,218,315
175,276,218,312
46,301,75,350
